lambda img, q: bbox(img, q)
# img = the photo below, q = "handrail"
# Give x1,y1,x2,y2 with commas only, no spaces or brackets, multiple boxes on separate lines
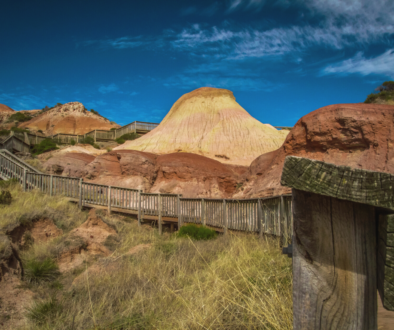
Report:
1,151,292,242
0,149,41,174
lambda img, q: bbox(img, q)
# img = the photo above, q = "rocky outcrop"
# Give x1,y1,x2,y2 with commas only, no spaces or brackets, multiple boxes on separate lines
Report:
19,102,119,135
236,103,394,198
44,152,95,177
114,87,288,166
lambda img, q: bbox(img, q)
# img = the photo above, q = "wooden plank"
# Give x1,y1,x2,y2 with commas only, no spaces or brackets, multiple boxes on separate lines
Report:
281,156,394,210
292,189,377,330
378,214,394,311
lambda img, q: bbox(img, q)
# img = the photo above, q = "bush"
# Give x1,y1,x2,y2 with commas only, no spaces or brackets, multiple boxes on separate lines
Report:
70,139,76,146
37,129,43,133
364,93,378,103
93,143,100,149
32,138,58,156
115,132,140,144
27,298,62,325
0,191,12,205
24,258,60,284
178,224,217,240
80,136,95,145
90,109,99,115
0,129,10,136
110,127,116,130
11,126,29,133
7,112,32,123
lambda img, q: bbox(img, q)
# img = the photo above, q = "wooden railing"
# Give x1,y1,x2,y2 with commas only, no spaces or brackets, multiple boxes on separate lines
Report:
0,149,292,241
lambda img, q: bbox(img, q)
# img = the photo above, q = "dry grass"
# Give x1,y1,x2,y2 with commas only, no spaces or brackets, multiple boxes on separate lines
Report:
24,158,45,172
0,183,292,330
27,218,293,329
0,182,87,233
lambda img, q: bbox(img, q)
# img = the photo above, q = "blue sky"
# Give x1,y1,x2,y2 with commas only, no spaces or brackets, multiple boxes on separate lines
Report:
1,0,393,126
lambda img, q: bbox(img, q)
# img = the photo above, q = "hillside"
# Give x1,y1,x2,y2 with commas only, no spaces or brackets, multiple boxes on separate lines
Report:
18,102,119,135
114,87,289,166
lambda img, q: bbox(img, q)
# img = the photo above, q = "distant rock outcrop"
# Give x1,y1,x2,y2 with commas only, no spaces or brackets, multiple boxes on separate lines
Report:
114,87,288,166
236,103,394,198
19,102,119,135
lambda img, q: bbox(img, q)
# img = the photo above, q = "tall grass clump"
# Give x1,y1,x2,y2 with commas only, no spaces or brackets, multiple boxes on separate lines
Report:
178,223,217,240
27,298,62,325
29,230,292,329
24,257,60,284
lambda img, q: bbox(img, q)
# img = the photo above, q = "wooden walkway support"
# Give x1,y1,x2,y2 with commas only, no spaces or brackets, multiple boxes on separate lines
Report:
281,155,394,330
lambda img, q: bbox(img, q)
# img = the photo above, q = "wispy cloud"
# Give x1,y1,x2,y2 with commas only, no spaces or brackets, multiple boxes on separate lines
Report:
98,83,119,94
322,49,394,78
226,0,265,13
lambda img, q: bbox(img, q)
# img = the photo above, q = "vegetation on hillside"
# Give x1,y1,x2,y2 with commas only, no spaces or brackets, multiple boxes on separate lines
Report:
178,223,217,240
0,180,293,330
32,138,58,156
116,132,140,144
365,81,394,104
7,112,32,123
80,136,100,149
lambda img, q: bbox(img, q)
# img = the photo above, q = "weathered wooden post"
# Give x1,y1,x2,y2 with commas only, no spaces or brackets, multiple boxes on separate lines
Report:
23,169,26,192
158,193,162,235
50,175,53,196
94,130,97,143
177,194,182,229
223,199,227,234
281,156,394,330
138,190,142,226
108,186,111,215
201,198,206,226
78,178,82,209
258,199,263,238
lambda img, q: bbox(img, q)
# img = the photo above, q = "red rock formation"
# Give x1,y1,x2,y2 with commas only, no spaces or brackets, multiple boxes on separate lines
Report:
19,102,119,135
236,103,394,198
44,153,95,177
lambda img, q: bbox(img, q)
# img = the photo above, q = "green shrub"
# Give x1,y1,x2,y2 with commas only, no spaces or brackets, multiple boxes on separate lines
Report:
11,126,29,133
115,132,140,144
37,129,43,133
0,190,12,205
26,298,62,325
80,136,95,145
178,224,217,240
90,109,99,115
24,258,60,284
110,127,116,130
0,129,10,136
7,112,32,123
32,138,58,156
93,143,100,149
70,139,76,146
364,93,378,103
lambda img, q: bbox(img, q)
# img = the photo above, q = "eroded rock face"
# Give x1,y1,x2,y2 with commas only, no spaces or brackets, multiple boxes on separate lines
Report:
18,102,119,135
114,87,288,166
44,153,95,177
237,103,394,198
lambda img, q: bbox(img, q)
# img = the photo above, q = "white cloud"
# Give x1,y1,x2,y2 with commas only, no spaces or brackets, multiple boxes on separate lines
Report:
322,49,394,78
98,83,119,94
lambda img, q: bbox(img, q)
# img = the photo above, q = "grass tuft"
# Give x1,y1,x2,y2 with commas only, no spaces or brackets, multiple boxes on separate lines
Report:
24,257,61,284
178,223,217,240
26,297,62,325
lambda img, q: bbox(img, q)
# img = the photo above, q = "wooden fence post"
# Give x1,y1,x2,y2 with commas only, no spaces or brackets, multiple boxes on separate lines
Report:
223,199,227,234
202,198,206,226
23,169,26,192
78,178,82,209
158,193,162,235
108,186,111,215
50,175,53,196
280,195,286,245
138,190,142,226
258,199,263,238
177,194,182,229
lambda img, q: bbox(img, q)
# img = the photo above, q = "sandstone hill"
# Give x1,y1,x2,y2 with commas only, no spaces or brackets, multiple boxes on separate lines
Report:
19,102,119,135
0,103,15,125
236,103,394,198
114,87,289,166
